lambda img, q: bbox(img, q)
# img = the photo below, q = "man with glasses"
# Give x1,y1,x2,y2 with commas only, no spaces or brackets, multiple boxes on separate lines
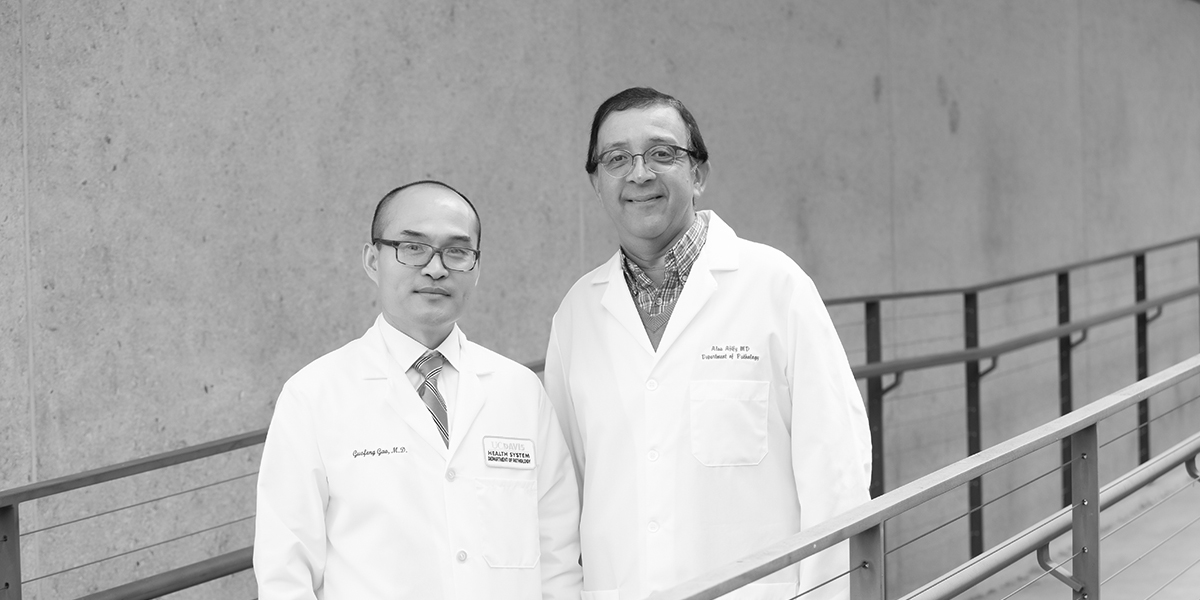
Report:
544,88,872,599
255,180,582,599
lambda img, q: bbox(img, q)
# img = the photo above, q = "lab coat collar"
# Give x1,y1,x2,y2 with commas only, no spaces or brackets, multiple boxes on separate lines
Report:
361,315,495,378
373,314,466,375
593,210,741,358
358,316,496,460
589,210,738,285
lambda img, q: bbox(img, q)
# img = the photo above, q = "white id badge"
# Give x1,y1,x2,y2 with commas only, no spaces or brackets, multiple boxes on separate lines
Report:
483,436,536,470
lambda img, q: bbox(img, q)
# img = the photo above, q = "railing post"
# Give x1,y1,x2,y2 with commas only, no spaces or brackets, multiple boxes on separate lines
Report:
1058,271,1074,508
0,503,21,600
865,300,884,499
964,291,984,558
849,524,885,600
1070,424,1100,600
1135,254,1150,464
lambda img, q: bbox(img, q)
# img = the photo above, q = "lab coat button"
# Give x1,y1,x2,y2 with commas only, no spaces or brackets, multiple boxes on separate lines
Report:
445,469,456,482
646,379,658,391
647,450,659,462
457,550,468,562
648,521,660,533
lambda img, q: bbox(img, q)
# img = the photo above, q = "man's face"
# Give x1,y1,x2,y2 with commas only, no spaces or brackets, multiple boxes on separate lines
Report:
363,185,480,346
590,104,709,252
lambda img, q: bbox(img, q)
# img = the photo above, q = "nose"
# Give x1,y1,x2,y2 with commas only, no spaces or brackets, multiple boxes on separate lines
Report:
421,252,449,279
626,155,656,184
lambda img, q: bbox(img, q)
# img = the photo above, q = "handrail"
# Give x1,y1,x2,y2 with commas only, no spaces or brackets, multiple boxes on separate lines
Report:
76,547,253,600
826,232,1200,305
898,431,1200,600
0,430,266,507
852,284,1200,379
646,353,1200,600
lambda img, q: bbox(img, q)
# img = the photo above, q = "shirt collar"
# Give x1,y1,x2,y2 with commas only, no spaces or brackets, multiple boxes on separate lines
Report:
621,210,710,288
375,314,464,373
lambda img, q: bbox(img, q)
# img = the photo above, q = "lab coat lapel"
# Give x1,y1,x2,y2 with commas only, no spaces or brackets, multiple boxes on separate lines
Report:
656,260,716,355
597,255,656,356
359,323,450,460
448,342,492,459
387,375,450,459
656,213,739,355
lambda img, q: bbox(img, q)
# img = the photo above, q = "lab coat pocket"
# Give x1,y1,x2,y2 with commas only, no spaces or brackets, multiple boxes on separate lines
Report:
690,380,770,466
475,477,540,568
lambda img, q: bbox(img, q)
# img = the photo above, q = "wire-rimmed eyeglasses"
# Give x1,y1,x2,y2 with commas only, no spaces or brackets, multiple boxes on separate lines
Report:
596,144,696,178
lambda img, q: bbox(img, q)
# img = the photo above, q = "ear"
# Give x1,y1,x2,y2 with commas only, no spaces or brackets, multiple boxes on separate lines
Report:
363,242,381,285
691,161,711,200
589,172,602,200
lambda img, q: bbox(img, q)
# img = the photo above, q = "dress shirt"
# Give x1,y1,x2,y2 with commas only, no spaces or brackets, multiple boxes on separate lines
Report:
377,315,463,425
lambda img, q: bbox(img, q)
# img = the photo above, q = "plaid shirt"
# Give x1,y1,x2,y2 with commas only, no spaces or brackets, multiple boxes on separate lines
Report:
621,212,710,334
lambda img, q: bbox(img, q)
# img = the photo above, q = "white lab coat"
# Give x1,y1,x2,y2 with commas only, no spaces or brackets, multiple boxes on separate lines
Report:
254,319,582,600
544,211,871,600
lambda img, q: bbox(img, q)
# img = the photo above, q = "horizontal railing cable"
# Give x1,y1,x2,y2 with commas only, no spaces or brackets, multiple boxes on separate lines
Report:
886,459,1067,557
19,471,257,537
1098,390,1200,451
22,514,255,584
1098,476,1200,544
791,562,859,599
1138,553,1200,600
1102,499,1200,585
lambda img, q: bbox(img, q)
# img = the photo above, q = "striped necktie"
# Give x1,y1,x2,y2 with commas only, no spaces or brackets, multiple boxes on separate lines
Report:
412,350,449,447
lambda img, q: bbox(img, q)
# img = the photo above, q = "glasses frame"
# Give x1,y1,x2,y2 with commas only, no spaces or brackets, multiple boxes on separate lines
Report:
597,144,697,178
373,238,480,272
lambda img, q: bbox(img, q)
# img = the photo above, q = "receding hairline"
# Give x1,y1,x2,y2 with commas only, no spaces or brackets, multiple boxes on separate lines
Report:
371,180,482,248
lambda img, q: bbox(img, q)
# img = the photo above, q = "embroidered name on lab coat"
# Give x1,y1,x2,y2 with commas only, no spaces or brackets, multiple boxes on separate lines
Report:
483,436,536,469
352,446,407,458
701,344,761,362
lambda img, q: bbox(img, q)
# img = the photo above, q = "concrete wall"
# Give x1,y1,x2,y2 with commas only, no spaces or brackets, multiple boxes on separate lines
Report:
2,0,1199,598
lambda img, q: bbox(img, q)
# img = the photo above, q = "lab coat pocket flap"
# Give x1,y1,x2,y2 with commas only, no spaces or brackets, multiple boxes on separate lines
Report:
475,477,540,569
689,380,770,467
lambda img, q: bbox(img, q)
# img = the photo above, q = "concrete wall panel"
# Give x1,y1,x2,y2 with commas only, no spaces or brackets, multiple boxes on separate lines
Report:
1081,0,1200,253
889,0,1087,288
2,0,1200,597
1,0,30,491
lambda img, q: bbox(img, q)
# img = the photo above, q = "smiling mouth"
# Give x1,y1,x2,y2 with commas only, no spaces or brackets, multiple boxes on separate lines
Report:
625,194,663,203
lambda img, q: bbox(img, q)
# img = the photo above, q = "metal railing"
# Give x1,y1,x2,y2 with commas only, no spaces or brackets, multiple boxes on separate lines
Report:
836,233,1200,559
645,353,1200,600
1,234,1197,599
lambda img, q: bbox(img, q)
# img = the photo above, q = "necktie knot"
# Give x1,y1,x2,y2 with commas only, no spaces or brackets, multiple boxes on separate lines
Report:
413,350,444,380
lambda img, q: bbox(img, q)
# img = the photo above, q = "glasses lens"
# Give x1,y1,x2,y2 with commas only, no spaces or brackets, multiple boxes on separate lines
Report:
644,145,682,173
600,150,632,177
441,247,477,271
394,241,433,266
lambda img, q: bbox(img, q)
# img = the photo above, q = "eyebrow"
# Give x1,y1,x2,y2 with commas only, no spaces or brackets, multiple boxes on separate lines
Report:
395,230,475,245
599,136,680,153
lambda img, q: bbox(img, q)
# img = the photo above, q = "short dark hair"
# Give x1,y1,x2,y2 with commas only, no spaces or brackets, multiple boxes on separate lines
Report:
585,87,709,175
370,179,482,249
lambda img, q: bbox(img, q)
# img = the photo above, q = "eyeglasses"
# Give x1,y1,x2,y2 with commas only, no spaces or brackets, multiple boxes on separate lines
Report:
597,144,696,178
373,239,480,272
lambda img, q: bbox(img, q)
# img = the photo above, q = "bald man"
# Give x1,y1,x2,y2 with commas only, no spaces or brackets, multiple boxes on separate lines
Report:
254,181,582,599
